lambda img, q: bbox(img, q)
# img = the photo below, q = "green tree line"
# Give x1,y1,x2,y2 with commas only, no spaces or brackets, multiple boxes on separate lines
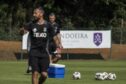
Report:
0,0,126,43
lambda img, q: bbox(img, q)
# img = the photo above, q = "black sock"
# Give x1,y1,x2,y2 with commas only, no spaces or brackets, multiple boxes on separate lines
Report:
39,75,47,84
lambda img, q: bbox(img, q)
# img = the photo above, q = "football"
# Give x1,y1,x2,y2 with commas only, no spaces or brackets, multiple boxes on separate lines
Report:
95,72,105,80
72,72,81,79
102,72,109,80
107,73,116,80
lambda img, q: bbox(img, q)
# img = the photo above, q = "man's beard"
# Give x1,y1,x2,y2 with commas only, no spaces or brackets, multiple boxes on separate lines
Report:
32,16,40,22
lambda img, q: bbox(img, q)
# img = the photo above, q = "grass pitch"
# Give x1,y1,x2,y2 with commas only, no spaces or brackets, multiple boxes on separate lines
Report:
0,60,126,84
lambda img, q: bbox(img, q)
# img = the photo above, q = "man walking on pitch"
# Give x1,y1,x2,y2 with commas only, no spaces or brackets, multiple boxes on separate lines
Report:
20,7,61,84
48,13,62,63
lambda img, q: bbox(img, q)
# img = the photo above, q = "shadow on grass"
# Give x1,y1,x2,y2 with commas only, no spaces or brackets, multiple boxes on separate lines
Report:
14,52,104,60
61,53,104,60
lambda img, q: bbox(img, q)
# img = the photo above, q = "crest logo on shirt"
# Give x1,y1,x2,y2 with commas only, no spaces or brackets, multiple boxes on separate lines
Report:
55,27,57,33
43,27,47,32
33,28,37,33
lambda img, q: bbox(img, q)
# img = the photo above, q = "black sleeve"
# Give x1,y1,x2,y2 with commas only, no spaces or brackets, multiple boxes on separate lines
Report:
48,23,55,38
23,22,32,31
56,24,60,34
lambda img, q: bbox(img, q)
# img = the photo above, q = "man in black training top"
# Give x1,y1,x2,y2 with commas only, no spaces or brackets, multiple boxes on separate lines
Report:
20,7,61,84
48,13,62,63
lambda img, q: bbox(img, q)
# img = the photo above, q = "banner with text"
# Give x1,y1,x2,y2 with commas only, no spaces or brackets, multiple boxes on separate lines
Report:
22,30,111,50
61,30,111,48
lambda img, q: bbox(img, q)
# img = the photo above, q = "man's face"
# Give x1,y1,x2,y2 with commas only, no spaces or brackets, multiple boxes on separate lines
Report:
49,15,56,23
33,9,43,20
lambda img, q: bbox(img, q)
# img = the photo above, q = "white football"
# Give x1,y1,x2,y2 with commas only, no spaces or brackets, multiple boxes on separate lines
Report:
95,72,105,80
102,72,109,80
95,72,101,80
95,72,109,80
107,73,116,80
73,72,81,79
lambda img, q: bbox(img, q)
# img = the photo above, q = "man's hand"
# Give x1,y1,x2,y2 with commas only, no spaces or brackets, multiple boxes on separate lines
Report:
56,47,62,54
59,44,63,49
19,27,27,35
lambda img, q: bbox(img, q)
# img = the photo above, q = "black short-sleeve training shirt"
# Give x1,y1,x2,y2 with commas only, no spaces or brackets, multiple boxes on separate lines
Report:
24,20,55,57
49,22,60,42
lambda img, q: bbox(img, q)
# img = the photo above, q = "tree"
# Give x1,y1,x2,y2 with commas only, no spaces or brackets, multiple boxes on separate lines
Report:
0,0,126,43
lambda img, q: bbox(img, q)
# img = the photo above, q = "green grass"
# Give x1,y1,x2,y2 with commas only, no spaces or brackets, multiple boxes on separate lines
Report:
0,60,126,84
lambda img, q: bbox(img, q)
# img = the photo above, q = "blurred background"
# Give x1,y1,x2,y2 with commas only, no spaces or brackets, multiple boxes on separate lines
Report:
0,0,126,60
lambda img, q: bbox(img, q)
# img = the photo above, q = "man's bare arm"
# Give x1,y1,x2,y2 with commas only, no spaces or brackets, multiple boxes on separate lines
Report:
56,33,63,48
53,36,62,53
53,36,59,48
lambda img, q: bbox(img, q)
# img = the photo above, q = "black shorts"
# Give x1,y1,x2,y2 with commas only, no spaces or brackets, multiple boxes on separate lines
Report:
30,56,50,73
49,42,57,55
